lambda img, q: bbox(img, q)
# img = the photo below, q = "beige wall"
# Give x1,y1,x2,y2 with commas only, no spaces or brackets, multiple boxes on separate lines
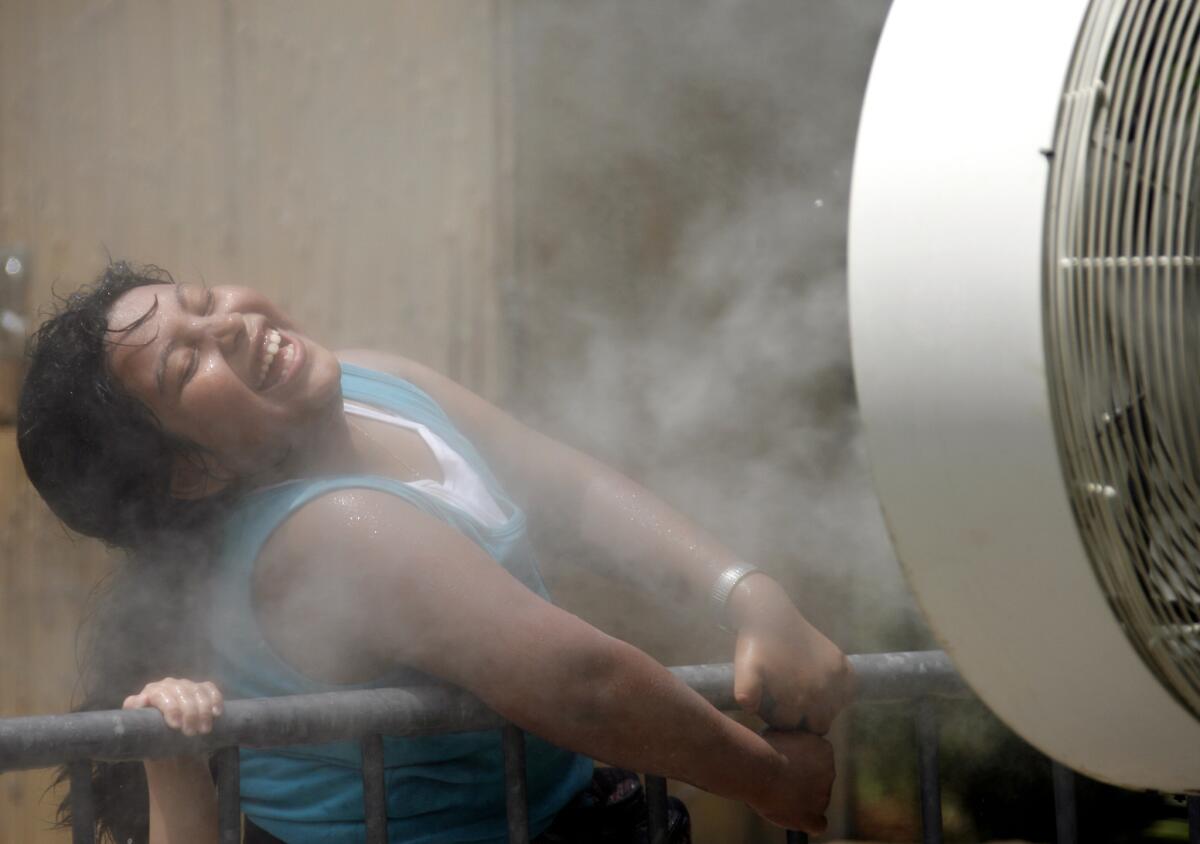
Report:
0,2,893,841
0,2,511,839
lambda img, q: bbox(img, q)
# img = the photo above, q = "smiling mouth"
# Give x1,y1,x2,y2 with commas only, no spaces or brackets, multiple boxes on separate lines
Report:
257,328,296,391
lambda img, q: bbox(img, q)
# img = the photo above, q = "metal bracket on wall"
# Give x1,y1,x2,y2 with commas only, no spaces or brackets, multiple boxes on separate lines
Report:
0,248,28,357
0,247,28,423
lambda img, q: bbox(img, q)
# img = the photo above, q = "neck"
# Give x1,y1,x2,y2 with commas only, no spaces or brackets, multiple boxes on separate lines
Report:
274,401,364,480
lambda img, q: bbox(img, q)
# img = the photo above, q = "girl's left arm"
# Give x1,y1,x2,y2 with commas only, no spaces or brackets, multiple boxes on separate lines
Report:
124,679,222,844
340,351,853,732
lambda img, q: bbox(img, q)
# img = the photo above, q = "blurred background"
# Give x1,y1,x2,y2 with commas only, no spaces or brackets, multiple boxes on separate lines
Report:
0,1,1188,841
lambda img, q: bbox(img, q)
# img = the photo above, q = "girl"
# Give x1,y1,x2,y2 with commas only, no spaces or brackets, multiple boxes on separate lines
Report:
18,263,851,843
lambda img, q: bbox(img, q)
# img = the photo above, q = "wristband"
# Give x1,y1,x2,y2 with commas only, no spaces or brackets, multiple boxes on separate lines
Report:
709,564,763,631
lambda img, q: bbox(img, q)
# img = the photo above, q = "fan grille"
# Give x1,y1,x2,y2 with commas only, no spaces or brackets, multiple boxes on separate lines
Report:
1047,0,1200,719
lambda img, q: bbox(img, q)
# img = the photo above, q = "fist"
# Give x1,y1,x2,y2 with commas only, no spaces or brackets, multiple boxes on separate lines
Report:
731,576,854,733
751,730,836,834
123,678,224,737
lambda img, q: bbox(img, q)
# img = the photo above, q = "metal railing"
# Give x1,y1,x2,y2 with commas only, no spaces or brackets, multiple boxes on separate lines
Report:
0,651,1194,843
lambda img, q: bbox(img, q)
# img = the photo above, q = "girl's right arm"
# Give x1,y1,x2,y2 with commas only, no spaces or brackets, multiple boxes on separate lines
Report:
264,488,837,833
124,679,222,844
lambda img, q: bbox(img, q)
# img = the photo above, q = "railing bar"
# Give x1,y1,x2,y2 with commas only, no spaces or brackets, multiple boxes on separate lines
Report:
361,733,387,844
916,698,943,844
68,759,93,844
502,724,530,844
1051,761,1078,844
215,746,241,844
0,653,970,773
645,774,669,844
1188,794,1200,844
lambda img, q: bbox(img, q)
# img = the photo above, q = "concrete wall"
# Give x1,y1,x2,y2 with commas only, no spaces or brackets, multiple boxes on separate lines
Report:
0,2,510,839
0,1,909,841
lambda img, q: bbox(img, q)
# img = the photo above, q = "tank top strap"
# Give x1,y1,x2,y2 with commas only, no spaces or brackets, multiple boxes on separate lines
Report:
339,363,510,497
208,364,546,699
209,475,442,698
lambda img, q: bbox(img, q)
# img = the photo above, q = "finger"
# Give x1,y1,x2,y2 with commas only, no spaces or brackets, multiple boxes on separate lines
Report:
192,684,215,734
122,694,147,710
734,636,764,714
201,681,224,716
804,704,834,736
147,687,185,731
762,689,808,731
174,682,203,736
813,689,848,735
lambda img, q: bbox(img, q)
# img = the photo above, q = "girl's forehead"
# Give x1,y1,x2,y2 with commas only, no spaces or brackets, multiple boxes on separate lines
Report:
105,284,172,390
107,284,169,336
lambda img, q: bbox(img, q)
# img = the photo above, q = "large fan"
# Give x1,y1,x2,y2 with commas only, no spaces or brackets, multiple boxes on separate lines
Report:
849,0,1200,791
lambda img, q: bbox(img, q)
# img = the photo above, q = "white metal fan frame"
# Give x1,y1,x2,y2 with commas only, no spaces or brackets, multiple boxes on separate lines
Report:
849,0,1200,791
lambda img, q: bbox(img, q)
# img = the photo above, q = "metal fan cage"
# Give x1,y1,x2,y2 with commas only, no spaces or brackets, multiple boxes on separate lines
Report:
1046,0,1200,720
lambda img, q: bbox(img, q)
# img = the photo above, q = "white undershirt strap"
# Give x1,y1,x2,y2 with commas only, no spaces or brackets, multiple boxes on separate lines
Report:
344,401,510,528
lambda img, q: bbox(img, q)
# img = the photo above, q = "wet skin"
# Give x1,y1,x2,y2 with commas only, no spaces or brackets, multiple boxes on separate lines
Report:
106,283,348,492
106,283,447,496
103,282,849,836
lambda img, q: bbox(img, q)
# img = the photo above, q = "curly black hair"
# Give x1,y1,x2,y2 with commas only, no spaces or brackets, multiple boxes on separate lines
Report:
18,262,222,842
17,261,215,547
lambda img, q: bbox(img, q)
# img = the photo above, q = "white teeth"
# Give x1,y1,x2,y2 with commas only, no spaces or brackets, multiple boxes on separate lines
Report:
257,328,285,388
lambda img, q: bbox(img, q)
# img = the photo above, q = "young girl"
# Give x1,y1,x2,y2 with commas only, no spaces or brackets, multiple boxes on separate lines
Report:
18,263,851,843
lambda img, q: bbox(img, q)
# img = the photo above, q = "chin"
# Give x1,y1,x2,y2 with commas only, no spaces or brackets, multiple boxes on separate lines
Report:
307,349,344,406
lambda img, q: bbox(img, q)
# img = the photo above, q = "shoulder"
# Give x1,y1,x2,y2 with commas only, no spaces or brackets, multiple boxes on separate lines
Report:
255,485,500,598
250,488,448,682
251,487,482,671
249,484,560,683
336,349,435,383
336,349,474,408
257,487,433,585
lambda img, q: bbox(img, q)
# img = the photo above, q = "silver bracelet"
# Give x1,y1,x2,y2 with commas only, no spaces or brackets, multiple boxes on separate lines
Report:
709,564,763,631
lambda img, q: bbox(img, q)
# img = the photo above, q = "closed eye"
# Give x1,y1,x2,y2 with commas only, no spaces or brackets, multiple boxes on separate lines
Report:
181,348,200,392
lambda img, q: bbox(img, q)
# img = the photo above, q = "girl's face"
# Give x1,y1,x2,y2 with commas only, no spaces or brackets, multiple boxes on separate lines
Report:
106,282,343,490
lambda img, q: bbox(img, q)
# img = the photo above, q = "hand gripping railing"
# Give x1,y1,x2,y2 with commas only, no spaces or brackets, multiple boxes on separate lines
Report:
0,651,1194,844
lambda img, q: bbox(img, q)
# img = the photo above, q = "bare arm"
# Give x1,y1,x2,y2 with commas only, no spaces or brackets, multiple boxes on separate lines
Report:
337,351,853,732
339,351,732,609
123,680,223,844
265,488,834,832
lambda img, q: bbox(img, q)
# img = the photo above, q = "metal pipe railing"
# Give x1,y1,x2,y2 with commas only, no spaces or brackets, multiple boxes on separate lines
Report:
915,698,943,844
3,650,1189,844
214,745,240,844
0,651,966,771
360,733,387,844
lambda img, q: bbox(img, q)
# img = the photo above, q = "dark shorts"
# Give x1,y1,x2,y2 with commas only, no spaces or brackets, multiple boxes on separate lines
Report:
242,767,691,844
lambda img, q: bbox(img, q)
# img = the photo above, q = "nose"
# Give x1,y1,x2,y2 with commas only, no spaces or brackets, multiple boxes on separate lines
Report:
208,312,247,354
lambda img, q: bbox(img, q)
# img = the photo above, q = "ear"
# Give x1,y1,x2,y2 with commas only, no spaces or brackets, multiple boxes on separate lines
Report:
169,451,232,500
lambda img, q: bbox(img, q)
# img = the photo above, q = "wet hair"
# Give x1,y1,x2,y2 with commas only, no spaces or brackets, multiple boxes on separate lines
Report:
18,262,220,842
17,261,214,548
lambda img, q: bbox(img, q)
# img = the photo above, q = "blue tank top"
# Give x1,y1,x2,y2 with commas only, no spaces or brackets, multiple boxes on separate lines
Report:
206,363,593,843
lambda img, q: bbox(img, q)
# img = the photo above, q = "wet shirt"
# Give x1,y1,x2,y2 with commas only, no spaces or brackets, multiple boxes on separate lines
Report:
206,363,593,843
